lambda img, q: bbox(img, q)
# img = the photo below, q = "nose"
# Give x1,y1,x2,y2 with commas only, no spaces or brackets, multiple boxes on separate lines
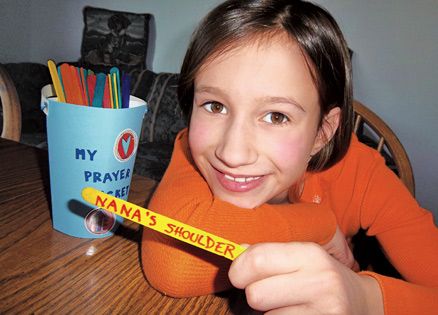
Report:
215,119,258,168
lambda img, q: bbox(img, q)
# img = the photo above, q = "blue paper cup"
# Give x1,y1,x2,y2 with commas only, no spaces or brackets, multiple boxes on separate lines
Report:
41,85,147,238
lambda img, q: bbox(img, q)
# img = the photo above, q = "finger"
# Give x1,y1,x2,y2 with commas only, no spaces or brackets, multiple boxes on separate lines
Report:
266,305,320,315
322,226,356,269
352,259,360,272
230,242,324,289
244,271,326,312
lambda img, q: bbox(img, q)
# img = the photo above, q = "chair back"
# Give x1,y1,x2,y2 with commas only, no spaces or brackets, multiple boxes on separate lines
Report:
352,100,415,277
353,100,415,196
0,65,21,142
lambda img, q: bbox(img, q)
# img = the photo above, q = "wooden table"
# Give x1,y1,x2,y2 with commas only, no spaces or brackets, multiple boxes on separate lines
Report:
0,139,256,314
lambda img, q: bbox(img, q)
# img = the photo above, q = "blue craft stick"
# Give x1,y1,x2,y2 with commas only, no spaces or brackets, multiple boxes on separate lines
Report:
82,68,90,105
110,67,121,109
92,73,106,107
121,73,131,108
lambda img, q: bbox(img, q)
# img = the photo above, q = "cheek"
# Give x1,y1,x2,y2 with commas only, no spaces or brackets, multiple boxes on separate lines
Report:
188,115,216,158
268,134,313,171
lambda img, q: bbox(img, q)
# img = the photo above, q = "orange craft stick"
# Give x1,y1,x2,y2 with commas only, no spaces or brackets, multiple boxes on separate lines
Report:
70,65,85,105
59,64,74,103
108,74,114,108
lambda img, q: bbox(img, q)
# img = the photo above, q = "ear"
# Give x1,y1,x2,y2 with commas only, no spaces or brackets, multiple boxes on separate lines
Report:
311,107,341,155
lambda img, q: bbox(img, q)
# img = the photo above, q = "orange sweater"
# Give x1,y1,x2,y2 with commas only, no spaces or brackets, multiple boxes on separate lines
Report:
141,129,438,314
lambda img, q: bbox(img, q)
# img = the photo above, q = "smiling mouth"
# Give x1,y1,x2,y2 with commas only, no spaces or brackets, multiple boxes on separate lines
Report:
224,174,261,183
214,169,265,193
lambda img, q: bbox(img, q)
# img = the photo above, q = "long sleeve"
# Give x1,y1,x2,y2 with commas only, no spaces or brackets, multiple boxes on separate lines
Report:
361,271,438,315
358,150,438,315
315,135,438,315
141,129,337,297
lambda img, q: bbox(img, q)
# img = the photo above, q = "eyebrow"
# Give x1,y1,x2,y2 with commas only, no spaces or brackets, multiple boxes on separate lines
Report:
195,86,223,95
195,85,306,113
260,96,306,112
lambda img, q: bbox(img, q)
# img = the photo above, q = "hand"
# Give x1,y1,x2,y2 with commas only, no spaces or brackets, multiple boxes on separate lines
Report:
228,242,383,315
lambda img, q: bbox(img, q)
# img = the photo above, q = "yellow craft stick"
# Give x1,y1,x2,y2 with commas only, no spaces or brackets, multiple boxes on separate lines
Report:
82,187,246,260
47,60,66,102
112,73,119,109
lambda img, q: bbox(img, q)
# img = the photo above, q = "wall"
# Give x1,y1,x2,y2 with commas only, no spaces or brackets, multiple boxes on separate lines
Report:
0,0,221,71
314,0,438,223
1,0,437,221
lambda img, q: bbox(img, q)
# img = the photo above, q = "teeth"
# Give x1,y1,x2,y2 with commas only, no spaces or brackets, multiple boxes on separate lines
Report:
224,174,261,183
224,174,234,181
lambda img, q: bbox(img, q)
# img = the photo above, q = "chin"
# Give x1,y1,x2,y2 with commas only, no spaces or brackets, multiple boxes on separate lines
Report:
217,193,261,209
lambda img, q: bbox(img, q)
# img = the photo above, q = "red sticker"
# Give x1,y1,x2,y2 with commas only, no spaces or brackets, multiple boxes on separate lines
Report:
114,129,138,162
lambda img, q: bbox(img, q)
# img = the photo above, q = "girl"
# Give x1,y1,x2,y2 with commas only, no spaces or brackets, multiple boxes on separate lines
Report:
141,0,438,314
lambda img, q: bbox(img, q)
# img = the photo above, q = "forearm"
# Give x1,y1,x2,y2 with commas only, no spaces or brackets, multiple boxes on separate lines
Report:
142,228,233,297
141,130,337,297
155,129,336,245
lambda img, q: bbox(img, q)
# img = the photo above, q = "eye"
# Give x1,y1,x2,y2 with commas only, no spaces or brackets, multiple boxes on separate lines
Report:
202,101,227,114
262,112,290,125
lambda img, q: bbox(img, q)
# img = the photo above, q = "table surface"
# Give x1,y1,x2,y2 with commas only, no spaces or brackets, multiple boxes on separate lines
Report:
0,138,256,314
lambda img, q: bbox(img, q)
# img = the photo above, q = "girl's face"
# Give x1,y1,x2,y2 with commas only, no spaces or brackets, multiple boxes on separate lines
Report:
189,36,339,209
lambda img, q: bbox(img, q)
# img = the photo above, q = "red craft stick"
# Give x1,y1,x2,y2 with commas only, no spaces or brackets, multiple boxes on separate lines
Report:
87,73,96,105
103,75,111,108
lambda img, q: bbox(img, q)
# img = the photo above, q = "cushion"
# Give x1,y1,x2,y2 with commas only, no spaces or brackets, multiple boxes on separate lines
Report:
132,71,187,181
79,6,152,82
132,69,157,103
135,72,187,145
133,142,174,181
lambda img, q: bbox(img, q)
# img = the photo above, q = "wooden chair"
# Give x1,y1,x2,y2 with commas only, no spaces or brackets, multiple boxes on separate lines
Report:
0,65,21,142
352,100,415,277
353,100,415,196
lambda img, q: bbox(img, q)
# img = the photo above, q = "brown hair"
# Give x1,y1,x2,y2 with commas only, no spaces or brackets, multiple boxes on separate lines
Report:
178,0,353,171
